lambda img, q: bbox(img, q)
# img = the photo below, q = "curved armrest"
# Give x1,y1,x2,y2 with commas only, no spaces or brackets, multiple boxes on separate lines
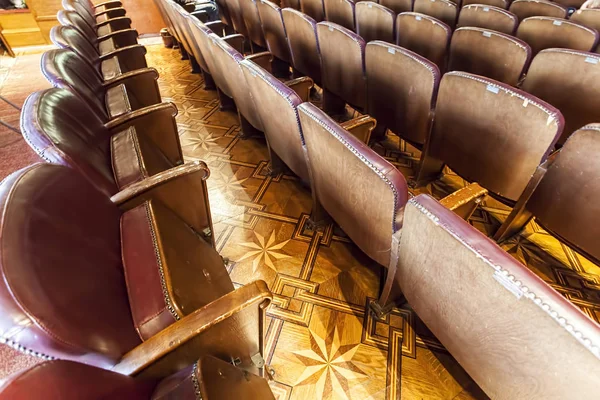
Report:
439,182,488,221
341,115,376,144
104,68,161,110
245,51,272,72
111,281,273,378
98,28,139,48
223,34,245,54
97,16,132,32
100,44,148,74
99,43,147,61
96,7,126,20
206,21,226,36
103,67,158,88
284,76,314,102
94,0,122,10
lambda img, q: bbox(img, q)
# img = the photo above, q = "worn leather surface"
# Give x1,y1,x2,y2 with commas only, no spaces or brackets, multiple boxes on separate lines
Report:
106,84,133,118
379,0,413,14
396,12,451,72
366,41,439,146
509,0,567,22
516,17,599,56
298,102,408,267
427,72,563,201
225,0,250,37
398,194,600,400
317,21,367,109
448,27,531,86
355,2,396,44
457,4,518,35
282,8,321,84
300,0,326,22
58,9,101,48
462,0,509,8
257,0,292,63
413,0,458,29
241,0,267,48
51,25,101,68
323,0,356,30
571,8,600,34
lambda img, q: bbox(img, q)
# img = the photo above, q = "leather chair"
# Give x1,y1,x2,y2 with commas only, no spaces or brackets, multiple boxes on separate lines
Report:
239,0,268,52
413,0,458,30
396,12,451,73
448,27,531,86
282,8,322,85
50,25,147,81
323,0,356,31
519,49,600,146
300,0,326,22
0,163,272,379
456,4,518,35
355,1,396,44
416,72,564,206
257,0,293,77
509,0,568,22
317,21,367,114
41,49,161,120
570,9,600,37
396,194,600,399
365,41,440,147
62,0,132,38
462,0,508,8
516,17,599,56
379,0,414,14
0,357,276,400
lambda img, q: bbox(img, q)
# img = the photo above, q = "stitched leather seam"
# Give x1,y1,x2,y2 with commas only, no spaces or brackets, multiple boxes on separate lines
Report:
539,48,600,59
401,12,451,33
464,4,516,19
455,27,528,50
191,362,202,399
524,16,598,35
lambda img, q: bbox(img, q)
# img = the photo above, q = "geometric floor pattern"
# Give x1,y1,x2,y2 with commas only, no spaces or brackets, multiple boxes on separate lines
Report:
147,43,600,399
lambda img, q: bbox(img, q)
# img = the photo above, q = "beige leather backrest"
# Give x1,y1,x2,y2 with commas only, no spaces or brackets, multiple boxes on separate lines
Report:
300,0,326,22
427,72,563,201
517,17,599,56
396,12,451,72
448,27,531,86
462,0,508,9
397,194,600,400
457,4,518,35
521,49,600,145
413,0,458,30
571,8,600,34
323,0,356,30
257,0,292,63
509,0,567,22
379,0,414,14
282,8,322,84
224,0,250,36
240,0,267,48
366,41,440,147
356,2,396,43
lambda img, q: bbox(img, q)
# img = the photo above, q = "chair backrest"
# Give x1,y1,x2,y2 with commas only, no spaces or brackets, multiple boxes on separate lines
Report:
240,60,310,182
323,0,356,30
224,0,250,37
509,0,567,22
396,12,451,72
0,164,141,368
297,102,409,267
170,1,203,63
457,4,518,35
379,0,414,14
57,9,100,48
570,9,600,38
516,17,599,56
182,13,211,73
165,0,191,53
448,27,531,86
20,89,117,196
366,41,440,147
355,2,396,43
526,125,600,265
397,194,600,399
317,21,367,109
520,49,600,145
62,0,98,31
462,0,508,9
413,0,458,30
553,0,585,7
257,0,292,63
50,25,100,70
240,0,267,48
300,0,326,22
426,72,563,202
282,8,322,84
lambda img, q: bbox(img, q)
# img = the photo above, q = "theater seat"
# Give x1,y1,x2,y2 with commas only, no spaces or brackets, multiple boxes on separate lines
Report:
257,0,293,76
570,9,600,43
457,4,519,35
0,357,275,399
0,163,272,379
462,0,509,9
163,0,201,67
300,0,326,22
509,0,568,22
63,0,132,38
239,0,267,52
396,12,451,72
379,0,414,14
323,0,356,31
282,8,322,84
355,2,396,43
413,0,458,30
448,27,531,86
516,17,599,56
396,194,600,399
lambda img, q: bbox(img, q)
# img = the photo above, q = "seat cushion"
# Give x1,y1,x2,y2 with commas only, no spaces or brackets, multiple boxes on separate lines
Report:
101,56,122,80
105,84,131,118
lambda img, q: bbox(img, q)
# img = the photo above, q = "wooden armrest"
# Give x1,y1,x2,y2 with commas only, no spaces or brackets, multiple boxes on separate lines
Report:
111,281,273,378
284,76,314,102
341,115,376,144
98,28,139,47
99,43,147,61
439,182,488,221
222,34,245,54
103,67,158,89
94,0,122,10
97,16,132,31
96,7,126,19
245,51,272,72
206,21,226,36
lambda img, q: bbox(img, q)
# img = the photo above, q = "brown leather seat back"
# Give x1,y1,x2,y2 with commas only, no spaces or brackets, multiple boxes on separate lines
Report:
397,194,600,399
323,0,356,30
462,0,509,8
413,0,458,30
50,25,100,69
527,126,600,264
300,0,325,22
457,4,518,35
257,0,292,63
509,0,567,22
355,2,396,43
366,41,440,147
169,1,201,62
571,8,600,34
0,164,141,367
521,49,600,145
317,21,367,109
63,0,98,31
57,10,100,47
516,17,599,56
282,8,322,84
448,27,531,86
428,72,563,201
20,89,117,196
396,12,451,72
379,0,413,14
240,60,310,182
297,102,409,267
224,0,250,37
240,0,267,48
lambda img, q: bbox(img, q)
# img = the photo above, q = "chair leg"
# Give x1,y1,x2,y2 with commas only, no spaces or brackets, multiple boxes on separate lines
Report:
322,88,346,116
238,113,262,138
180,45,189,60
218,89,236,111
266,139,285,176
270,57,290,78
308,195,331,228
202,70,216,90
413,151,445,188
190,56,201,74
370,123,387,143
